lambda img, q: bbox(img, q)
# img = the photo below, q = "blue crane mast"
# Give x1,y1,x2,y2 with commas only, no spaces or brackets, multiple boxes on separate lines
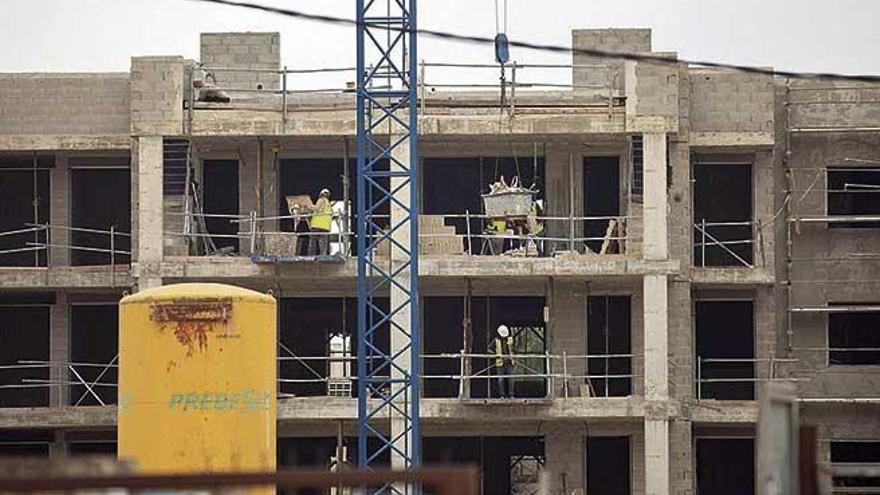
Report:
355,0,420,490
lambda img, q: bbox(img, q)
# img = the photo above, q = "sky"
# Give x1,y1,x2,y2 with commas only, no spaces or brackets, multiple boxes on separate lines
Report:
2,0,879,87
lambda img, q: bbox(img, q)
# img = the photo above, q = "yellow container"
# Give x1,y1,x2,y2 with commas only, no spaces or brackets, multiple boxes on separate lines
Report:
118,283,276,478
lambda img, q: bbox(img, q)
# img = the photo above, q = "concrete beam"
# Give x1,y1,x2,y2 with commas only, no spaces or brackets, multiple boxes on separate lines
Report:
0,135,131,151
689,131,774,148
689,267,776,286
0,267,133,289
158,256,681,281
190,109,627,137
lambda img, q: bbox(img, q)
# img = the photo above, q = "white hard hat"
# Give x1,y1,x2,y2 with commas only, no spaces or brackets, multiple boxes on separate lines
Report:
497,325,510,338
320,188,331,197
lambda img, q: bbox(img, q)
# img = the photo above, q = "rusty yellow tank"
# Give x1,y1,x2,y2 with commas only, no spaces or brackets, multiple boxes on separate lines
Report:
118,283,276,478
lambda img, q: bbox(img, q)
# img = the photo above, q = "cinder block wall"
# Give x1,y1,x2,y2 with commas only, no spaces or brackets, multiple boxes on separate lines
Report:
572,28,651,95
0,74,130,135
200,32,280,91
689,70,774,133
788,130,880,398
634,58,681,126
130,56,185,136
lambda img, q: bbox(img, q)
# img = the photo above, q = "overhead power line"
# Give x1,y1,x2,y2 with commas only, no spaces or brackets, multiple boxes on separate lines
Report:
185,0,880,84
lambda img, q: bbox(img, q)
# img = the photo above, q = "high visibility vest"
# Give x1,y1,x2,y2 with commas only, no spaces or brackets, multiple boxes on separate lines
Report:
311,197,333,231
494,336,514,368
490,218,507,234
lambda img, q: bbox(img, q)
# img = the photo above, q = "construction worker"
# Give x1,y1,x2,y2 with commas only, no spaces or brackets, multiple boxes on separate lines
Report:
309,188,334,256
527,201,545,256
493,324,515,398
485,217,508,255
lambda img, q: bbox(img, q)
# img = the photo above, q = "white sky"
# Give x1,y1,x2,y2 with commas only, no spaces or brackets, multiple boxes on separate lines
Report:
2,0,879,87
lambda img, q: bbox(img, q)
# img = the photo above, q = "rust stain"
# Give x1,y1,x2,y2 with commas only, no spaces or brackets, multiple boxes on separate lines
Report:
150,299,233,356
173,321,214,356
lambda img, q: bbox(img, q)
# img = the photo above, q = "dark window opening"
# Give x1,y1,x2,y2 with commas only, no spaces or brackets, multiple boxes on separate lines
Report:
470,296,546,399
70,304,118,406
422,295,548,400
71,168,131,266
422,157,545,254
0,430,52,458
587,296,632,397
69,442,117,456
828,305,880,365
831,441,880,488
696,301,755,400
202,159,240,253
694,163,753,267
279,298,388,399
584,157,622,254
696,438,755,495
423,297,465,398
0,305,50,407
828,168,880,228
424,436,544,495
587,436,631,495
277,437,339,495
0,157,51,267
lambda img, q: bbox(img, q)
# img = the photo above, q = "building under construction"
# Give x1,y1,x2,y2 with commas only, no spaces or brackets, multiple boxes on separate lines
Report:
1,28,880,495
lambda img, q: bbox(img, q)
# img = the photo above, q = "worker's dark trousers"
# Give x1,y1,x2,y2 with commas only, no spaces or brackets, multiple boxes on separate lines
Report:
309,228,330,255
495,363,513,398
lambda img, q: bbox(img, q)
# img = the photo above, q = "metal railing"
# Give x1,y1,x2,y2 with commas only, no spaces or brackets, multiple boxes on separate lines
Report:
278,351,640,400
418,61,619,116
0,357,118,407
2,351,640,407
0,224,131,280
695,357,798,400
186,61,620,123
170,211,640,259
693,220,757,268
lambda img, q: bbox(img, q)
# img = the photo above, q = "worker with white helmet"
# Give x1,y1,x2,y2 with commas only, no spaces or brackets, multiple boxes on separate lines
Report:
309,188,334,256
493,324,515,398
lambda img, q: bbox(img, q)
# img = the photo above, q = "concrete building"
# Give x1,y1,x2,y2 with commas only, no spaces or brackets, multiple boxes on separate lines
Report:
1,28,879,494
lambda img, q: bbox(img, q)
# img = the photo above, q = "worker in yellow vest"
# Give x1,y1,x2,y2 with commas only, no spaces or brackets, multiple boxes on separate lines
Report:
309,188,334,256
486,217,508,255
493,324,515,398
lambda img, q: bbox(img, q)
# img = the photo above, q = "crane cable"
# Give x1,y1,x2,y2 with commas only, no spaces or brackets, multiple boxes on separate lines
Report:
183,0,880,83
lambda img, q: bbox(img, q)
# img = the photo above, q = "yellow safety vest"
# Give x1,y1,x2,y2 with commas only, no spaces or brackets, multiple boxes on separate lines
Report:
494,336,514,368
311,197,333,231
490,218,507,233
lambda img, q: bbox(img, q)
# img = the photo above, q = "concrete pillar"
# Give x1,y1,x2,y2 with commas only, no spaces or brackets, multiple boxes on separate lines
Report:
549,279,586,397
755,287,777,400
645,419,670,495
49,431,67,459
644,275,668,400
544,424,585,494
390,127,415,472
49,292,69,407
49,154,70,267
643,132,668,261
238,150,254,255
644,274,670,495
669,419,693,495
135,136,163,289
